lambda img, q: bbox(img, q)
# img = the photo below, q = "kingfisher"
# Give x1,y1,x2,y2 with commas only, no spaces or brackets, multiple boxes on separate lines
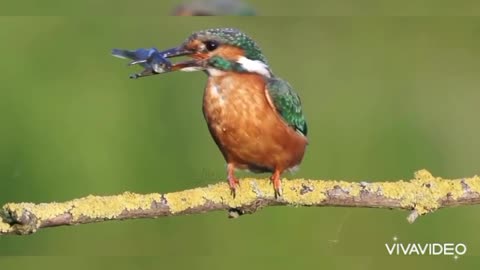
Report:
114,28,308,197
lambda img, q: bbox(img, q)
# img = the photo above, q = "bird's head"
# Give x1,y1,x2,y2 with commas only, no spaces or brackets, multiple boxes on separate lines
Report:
162,28,272,77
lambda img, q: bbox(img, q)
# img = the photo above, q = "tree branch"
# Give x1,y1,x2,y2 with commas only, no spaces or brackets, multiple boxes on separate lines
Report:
1,169,480,235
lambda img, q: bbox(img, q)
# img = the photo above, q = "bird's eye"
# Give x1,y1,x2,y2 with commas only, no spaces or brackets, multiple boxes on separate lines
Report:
204,40,219,51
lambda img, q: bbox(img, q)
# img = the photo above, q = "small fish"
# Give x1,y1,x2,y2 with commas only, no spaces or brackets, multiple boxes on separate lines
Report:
112,48,173,79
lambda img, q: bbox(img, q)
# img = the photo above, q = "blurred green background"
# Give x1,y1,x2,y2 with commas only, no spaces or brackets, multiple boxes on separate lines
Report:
1,15,480,269
2,0,480,15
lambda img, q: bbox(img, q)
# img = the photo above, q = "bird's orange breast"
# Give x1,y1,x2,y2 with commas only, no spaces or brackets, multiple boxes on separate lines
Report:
202,72,307,172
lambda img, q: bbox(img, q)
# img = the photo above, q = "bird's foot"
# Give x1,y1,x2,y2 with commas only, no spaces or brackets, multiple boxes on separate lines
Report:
270,171,283,199
228,175,240,198
274,186,283,199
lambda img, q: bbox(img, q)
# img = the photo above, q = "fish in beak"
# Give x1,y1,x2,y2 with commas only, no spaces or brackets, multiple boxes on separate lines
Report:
112,46,204,79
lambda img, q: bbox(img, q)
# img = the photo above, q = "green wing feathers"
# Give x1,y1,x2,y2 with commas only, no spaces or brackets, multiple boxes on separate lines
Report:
266,77,308,136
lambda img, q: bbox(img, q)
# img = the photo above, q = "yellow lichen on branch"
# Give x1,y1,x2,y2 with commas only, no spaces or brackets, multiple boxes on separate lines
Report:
1,170,480,235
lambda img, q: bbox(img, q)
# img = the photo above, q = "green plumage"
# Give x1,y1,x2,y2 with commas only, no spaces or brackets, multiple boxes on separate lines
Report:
189,28,268,64
208,55,247,72
266,77,308,136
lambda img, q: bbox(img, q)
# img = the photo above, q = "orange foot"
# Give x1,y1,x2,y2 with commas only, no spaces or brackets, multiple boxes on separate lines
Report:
270,169,283,198
227,164,240,198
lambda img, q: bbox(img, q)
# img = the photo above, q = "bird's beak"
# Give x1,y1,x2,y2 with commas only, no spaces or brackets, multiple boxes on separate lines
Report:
160,46,205,72
160,46,191,58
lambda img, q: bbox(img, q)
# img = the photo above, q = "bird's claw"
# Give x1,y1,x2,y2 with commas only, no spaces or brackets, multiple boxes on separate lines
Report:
270,172,283,199
228,177,240,198
274,187,283,199
230,187,237,198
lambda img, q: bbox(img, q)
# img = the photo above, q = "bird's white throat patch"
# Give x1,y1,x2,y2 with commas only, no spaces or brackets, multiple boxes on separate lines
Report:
237,56,271,78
